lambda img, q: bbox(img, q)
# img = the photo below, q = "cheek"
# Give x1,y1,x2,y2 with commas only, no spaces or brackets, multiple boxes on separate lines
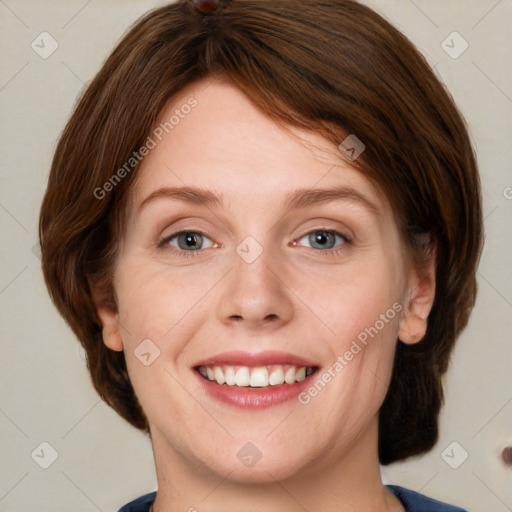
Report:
296,254,402,411
115,260,203,338
295,254,402,342
112,262,203,410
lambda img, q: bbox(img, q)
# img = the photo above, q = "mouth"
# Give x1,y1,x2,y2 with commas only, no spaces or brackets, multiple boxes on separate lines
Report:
195,364,316,387
192,351,319,408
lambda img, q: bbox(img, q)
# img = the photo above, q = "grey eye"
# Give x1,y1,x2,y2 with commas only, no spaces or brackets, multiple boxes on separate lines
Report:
169,232,213,251
299,230,345,250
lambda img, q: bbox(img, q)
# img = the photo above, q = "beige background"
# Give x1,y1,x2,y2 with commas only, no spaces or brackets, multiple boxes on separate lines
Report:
0,1,511,511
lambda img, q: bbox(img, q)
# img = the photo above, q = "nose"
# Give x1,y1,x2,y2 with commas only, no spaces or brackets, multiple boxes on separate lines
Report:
216,239,294,331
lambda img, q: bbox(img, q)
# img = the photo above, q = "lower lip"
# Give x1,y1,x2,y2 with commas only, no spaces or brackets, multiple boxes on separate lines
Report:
194,369,317,409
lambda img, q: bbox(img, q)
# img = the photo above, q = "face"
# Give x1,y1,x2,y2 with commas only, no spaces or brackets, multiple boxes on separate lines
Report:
99,77,434,483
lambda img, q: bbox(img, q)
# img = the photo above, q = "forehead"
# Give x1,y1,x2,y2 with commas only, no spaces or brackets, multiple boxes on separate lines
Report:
126,78,387,217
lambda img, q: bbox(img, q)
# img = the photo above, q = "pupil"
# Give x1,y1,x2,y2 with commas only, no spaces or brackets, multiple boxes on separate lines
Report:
311,231,333,249
182,233,201,250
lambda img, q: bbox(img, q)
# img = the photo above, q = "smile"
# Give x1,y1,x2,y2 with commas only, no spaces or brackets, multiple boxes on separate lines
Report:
192,351,320,408
197,364,315,387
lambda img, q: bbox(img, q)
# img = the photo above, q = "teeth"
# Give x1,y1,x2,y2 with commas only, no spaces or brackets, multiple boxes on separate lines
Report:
295,366,306,382
268,367,285,386
235,367,250,386
198,364,315,388
284,367,296,384
250,367,269,387
225,366,236,386
213,366,225,385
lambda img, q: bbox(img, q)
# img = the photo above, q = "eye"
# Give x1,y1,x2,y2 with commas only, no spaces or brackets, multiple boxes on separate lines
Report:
158,230,215,256
296,229,350,252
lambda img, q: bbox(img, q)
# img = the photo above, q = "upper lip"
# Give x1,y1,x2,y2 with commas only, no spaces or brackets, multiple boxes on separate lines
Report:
193,350,318,368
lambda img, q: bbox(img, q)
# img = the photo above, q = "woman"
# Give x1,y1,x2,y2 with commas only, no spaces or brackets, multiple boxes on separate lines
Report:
39,0,483,510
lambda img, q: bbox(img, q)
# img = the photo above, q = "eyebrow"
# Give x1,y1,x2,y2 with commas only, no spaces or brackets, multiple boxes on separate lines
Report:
138,186,223,212
284,185,379,215
137,185,380,215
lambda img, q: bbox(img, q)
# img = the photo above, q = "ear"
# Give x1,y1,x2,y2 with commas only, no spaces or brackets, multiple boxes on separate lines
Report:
89,279,124,352
97,306,124,352
398,247,436,345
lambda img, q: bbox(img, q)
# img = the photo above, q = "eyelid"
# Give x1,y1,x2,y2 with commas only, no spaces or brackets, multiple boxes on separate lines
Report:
298,230,350,243
294,223,353,244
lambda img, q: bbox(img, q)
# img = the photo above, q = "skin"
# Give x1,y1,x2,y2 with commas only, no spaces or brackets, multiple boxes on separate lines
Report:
98,76,436,512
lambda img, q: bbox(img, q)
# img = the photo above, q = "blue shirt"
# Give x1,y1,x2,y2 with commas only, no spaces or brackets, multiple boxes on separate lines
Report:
117,485,468,511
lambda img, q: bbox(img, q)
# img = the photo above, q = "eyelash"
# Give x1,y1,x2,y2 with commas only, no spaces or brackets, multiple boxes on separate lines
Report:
157,228,352,260
157,230,215,259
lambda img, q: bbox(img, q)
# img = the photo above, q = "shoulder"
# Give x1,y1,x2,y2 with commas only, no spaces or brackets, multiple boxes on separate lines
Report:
114,487,468,512
116,491,156,512
387,485,469,512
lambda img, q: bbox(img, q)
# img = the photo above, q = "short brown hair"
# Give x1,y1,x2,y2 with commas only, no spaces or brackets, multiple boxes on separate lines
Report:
39,0,483,464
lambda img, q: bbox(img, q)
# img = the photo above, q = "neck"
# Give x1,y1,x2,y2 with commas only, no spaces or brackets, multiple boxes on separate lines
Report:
149,418,403,512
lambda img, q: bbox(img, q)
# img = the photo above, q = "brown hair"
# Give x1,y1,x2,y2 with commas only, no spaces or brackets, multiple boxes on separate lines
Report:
39,0,483,464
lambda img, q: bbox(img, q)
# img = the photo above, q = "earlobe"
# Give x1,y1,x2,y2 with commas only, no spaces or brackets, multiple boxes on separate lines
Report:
398,315,428,345
97,306,124,352
398,252,436,345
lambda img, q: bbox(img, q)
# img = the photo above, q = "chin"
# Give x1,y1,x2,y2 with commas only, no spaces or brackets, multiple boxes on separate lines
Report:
195,439,310,484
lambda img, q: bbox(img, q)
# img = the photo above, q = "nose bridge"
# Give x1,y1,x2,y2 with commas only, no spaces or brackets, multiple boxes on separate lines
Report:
216,234,294,328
